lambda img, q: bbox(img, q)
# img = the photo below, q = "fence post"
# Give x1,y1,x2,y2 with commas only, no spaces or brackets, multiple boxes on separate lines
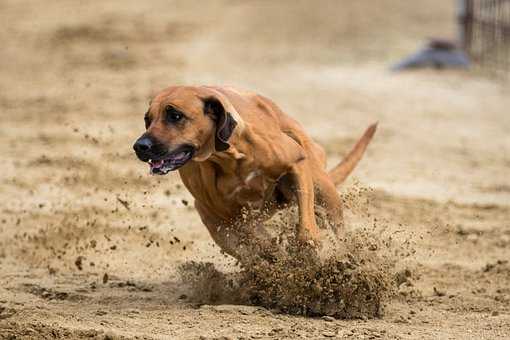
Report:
458,0,474,51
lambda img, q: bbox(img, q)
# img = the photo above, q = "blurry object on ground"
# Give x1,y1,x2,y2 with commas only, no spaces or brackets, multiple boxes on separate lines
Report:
391,38,470,71
458,0,510,76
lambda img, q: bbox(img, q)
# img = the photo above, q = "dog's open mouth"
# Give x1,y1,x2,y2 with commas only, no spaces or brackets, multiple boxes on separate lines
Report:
149,146,194,175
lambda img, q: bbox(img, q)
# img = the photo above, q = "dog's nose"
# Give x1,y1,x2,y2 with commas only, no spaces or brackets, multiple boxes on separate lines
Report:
133,136,153,154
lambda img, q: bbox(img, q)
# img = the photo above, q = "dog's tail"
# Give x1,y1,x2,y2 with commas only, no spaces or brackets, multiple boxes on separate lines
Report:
328,122,378,186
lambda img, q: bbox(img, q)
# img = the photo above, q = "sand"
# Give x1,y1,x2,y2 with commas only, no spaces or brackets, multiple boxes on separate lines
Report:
1,0,509,339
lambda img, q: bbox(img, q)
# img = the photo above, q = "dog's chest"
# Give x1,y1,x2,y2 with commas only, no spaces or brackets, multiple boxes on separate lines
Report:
216,168,274,209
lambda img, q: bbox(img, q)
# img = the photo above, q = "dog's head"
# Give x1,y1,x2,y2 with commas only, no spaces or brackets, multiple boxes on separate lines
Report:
133,86,240,175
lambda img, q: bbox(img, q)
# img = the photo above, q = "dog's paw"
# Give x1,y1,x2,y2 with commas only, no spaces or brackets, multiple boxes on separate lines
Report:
296,230,321,249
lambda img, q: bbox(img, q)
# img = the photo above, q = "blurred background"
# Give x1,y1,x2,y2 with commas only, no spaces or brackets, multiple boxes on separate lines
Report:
1,1,509,338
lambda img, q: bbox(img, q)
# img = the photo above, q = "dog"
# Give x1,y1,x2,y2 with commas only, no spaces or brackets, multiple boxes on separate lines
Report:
133,86,376,259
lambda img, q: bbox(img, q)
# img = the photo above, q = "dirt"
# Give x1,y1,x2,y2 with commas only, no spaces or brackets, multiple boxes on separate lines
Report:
1,0,510,339
178,223,397,320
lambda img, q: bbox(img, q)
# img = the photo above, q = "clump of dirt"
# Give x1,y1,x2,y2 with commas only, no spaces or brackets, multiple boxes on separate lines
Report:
177,261,245,305
241,234,394,319
179,225,397,319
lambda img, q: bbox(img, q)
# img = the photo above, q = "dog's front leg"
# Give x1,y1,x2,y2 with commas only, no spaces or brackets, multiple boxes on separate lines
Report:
194,203,239,258
195,201,258,260
291,161,320,244
314,171,345,238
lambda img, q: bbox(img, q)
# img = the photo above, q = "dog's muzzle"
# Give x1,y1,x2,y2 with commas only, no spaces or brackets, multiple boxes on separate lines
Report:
133,135,195,175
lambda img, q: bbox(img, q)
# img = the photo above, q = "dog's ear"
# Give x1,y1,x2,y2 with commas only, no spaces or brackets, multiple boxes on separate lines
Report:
203,97,238,152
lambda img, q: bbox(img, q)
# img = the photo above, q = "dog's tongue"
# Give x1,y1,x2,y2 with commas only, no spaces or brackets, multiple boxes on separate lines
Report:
150,160,164,169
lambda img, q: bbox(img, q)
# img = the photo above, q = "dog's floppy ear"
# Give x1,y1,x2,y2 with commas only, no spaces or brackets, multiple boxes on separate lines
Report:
203,97,238,152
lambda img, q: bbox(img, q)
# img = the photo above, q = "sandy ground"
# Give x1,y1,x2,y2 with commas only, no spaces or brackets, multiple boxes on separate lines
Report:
1,0,510,339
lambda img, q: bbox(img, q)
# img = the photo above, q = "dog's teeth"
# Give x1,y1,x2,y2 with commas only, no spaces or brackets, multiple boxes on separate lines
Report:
174,152,186,160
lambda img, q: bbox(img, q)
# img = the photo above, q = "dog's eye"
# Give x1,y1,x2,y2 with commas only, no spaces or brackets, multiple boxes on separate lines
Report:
165,106,184,123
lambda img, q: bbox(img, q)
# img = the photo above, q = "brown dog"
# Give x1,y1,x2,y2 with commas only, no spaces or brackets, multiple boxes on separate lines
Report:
133,86,376,258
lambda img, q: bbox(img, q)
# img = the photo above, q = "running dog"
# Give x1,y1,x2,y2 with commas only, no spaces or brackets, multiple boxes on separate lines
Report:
133,86,376,258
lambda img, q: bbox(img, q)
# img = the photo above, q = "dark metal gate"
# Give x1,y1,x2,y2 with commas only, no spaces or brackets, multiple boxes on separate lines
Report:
458,0,510,74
